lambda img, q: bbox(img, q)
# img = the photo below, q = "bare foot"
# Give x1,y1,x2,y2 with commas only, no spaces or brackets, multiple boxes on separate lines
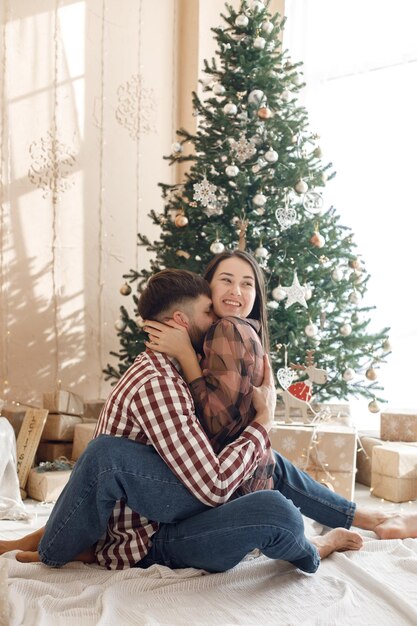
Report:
16,546,97,565
0,527,45,555
311,528,363,559
374,513,417,540
16,550,40,563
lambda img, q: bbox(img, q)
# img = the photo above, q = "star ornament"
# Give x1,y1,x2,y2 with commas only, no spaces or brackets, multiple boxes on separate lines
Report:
281,272,308,309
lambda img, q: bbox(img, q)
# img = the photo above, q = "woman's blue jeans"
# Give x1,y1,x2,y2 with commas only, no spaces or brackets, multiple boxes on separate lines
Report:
39,435,356,574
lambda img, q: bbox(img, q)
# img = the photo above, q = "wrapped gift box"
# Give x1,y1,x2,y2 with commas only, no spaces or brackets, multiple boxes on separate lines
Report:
270,421,357,500
43,390,84,416
83,399,105,420
37,441,74,463
356,431,383,487
72,422,97,460
41,413,83,442
26,468,71,502
380,409,417,442
0,404,31,438
371,443,417,502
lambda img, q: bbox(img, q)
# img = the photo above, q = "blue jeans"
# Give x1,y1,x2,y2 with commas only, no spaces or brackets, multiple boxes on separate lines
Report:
39,435,356,574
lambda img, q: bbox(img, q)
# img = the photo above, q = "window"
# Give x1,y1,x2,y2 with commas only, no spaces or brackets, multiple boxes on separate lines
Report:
284,1,417,420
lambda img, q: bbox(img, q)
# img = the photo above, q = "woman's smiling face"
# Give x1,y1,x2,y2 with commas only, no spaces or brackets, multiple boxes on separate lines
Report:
209,256,257,319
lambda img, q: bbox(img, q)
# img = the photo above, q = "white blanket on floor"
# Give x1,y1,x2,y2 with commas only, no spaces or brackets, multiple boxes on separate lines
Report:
3,534,417,625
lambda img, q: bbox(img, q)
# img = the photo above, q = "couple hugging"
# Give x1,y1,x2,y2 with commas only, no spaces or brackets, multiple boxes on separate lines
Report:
1,250,416,573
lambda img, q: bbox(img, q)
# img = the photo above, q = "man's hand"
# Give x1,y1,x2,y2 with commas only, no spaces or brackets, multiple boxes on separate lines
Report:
143,320,193,359
252,355,277,433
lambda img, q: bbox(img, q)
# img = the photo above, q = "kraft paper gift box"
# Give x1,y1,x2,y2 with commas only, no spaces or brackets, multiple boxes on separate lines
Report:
0,404,31,438
26,468,71,502
83,399,106,421
380,409,417,442
72,422,97,460
269,422,357,500
41,413,83,442
356,431,383,487
371,443,417,503
36,441,74,463
43,389,84,416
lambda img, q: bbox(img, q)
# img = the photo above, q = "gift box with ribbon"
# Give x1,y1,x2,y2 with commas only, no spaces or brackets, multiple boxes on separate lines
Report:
270,420,357,500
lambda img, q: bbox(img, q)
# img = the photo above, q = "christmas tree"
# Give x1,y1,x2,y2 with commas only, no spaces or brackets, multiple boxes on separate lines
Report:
104,0,390,409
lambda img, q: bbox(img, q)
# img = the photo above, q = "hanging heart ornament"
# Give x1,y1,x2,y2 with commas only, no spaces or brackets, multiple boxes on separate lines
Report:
275,206,297,230
277,367,296,389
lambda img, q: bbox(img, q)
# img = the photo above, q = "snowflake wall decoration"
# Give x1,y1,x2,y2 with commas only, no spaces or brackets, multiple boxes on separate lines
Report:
115,74,157,139
28,129,76,200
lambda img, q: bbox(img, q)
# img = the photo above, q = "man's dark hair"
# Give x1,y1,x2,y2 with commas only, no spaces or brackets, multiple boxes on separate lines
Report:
137,269,211,320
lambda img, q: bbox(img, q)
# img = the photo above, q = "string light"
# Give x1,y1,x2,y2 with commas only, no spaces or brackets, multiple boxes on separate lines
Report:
97,0,107,398
0,0,10,400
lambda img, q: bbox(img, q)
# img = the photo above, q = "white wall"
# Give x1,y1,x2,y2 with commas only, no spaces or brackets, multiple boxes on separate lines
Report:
1,0,287,407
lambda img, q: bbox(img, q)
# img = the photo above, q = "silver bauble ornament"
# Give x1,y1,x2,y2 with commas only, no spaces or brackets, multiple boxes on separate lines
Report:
304,287,313,300
250,0,265,13
248,89,265,105
332,268,343,282
253,36,266,50
343,368,355,382
235,14,249,28
383,339,392,352
262,20,273,34
213,82,226,95
305,322,319,338
120,282,132,296
281,90,291,102
264,148,278,163
114,319,126,331
223,102,237,116
253,193,267,207
210,240,225,254
226,164,239,177
340,323,352,337
171,142,182,153
272,286,287,301
294,179,309,194
255,246,268,259
349,291,361,305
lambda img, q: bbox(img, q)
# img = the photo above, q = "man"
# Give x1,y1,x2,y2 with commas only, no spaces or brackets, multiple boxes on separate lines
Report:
3,270,415,573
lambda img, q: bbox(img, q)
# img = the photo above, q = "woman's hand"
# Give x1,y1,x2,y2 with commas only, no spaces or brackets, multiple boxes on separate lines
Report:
252,355,277,433
143,320,193,360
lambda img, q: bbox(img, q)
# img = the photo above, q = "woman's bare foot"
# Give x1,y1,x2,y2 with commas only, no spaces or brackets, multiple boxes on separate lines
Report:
0,527,45,555
311,528,363,559
374,513,417,540
16,546,97,565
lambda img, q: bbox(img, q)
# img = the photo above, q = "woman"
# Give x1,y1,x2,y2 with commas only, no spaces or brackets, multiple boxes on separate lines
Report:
143,250,276,494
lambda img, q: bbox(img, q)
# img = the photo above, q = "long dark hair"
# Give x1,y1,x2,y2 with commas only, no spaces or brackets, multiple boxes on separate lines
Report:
203,250,270,352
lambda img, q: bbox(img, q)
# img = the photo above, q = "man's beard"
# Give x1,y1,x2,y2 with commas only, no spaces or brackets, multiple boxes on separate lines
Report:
188,323,205,355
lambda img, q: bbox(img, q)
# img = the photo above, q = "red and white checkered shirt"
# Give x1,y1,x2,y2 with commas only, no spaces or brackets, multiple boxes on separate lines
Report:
93,350,269,569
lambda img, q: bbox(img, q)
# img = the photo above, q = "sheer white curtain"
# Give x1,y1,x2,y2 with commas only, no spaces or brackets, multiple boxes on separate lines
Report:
284,1,417,423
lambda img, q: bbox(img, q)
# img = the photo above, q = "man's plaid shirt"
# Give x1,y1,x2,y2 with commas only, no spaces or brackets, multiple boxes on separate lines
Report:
190,317,276,494
93,350,269,569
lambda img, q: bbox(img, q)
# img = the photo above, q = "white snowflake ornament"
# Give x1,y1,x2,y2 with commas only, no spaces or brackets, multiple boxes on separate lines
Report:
193,177,217,207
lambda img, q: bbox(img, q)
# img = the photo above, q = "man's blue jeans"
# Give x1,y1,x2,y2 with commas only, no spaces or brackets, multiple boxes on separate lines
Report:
39,435,356,574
